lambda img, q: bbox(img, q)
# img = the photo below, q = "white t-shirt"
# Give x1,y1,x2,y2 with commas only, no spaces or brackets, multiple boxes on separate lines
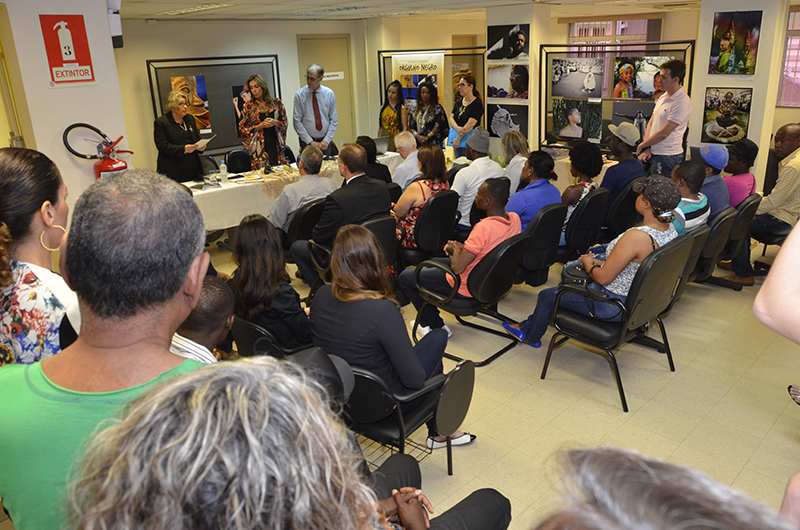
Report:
649,87,691,156
452,157,504,226
504,154,526,197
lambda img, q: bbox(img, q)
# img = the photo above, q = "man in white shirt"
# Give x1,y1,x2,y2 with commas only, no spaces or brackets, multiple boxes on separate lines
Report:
637,59,691,178
452,128,504,230
293,63,338,156
392,131,421,190
268,145,337,247
170,276,234,364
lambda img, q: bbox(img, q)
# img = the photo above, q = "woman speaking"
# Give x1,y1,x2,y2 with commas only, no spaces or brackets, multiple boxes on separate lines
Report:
153,91,204,182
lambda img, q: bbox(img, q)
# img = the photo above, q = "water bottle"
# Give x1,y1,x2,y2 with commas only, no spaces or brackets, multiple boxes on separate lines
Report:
219,160,228,183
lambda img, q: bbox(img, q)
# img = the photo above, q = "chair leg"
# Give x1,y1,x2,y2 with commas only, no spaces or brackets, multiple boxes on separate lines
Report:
541,333,569,379
701,275,743,291
604,350,628,412
451,315,518,367
446,436,453,476
654,317,675,372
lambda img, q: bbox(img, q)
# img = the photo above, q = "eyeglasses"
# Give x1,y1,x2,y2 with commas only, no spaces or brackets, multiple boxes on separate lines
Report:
458,82,468,87
306,75,319,81
177,102,188,107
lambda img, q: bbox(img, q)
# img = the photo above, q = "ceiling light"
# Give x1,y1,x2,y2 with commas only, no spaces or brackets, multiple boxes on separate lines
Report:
291,6,365,15
157,4,234,16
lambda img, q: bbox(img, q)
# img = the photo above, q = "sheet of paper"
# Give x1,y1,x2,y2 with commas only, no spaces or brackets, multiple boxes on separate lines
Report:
194,135,217,148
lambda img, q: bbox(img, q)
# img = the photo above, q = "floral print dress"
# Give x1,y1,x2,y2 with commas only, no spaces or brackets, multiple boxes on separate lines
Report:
238,98,288,170
396,180,450,248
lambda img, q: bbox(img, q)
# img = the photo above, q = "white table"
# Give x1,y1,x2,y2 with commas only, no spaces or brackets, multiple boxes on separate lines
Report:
192,151,402,230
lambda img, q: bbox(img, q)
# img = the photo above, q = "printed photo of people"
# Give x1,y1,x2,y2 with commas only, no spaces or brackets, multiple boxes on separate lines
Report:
612,56,672,100
603,101,655,147
487,103,528,138
551,98,602,141
709,11,761,75
232,84,250,136
551,58,604,98
171,75,211,130
487,24,530,60
702,87,752,143
487,64,529,100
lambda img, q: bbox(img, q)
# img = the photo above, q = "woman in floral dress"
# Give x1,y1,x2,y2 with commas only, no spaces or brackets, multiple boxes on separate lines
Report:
238,74,288,169
393,145,450,248
378,80,408,152
409,81,449,148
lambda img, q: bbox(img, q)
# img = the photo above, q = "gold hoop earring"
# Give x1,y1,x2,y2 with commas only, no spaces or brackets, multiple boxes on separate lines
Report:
40,224,67,252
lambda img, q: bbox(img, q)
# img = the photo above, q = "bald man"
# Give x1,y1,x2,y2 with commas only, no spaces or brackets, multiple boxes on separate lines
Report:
725,124,800,286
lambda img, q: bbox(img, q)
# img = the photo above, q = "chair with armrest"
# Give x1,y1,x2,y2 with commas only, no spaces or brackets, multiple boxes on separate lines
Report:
200,154,219,176
598,177,646,244
344,360,474,475
453,200,485,243
411,233,531,367
446,163,469,187
514,203,568,287
231,315,312,358
397,190,459,268
541,233,695,412
683,207,736,289
663,224,709,309
555,187,610,263
284,198,326,264
387,182,403,204
226,148,251,174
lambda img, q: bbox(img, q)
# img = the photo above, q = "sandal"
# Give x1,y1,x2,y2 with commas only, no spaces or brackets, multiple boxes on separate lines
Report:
502,322,541,348
788,385,800,406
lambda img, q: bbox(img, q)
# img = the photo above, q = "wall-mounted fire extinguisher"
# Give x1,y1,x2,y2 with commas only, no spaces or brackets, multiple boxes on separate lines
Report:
63,123,133,179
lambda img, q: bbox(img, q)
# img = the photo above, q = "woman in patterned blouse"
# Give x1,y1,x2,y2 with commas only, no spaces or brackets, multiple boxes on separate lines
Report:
238,74,288,169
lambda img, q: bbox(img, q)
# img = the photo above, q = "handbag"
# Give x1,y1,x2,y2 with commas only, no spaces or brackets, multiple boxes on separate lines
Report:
561,263,591,286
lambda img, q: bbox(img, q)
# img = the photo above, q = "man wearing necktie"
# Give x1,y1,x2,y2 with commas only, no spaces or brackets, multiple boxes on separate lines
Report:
293,63,338,156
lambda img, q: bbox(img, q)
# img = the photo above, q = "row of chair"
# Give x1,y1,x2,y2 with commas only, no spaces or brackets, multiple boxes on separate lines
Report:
200,146,300,177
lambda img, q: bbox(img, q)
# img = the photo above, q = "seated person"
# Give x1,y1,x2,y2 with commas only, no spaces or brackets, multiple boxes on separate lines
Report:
291,143,391,290
727,124,800,286
670,160,710,234
311,225,473,448
501,130,529,195
0,147,77,365
0,169,208,530
267,145,337,248
724,138,759,208
535,447,794,530
70,357,512,530
400,178,521,337
561,142,603,245
357,135,392,184
232,214,311,350
170,275,234,364
505,150,562,232
394,144,450,248
393,131,422,190
504,176,680,347
452,128,504,231
600,122,644,213
697,144,731,218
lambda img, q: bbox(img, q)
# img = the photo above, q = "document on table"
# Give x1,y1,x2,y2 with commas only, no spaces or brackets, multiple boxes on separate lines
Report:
194,135,216,149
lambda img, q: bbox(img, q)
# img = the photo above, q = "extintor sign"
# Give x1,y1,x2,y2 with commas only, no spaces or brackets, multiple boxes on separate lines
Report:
38,14,96,86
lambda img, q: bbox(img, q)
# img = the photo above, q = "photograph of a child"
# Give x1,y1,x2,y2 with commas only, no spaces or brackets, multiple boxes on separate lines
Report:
487,103,528,138
709,11,761,75
487,64,529,100
551,98,602,141
551,58,604,98
612,56,672,100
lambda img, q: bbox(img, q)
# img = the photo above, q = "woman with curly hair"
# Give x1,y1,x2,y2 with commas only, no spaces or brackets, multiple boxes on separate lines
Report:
559,142,604,244
409,81,448,148
238,74,288,169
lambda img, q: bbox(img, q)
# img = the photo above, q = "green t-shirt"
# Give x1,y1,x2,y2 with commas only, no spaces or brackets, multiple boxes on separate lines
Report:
0,359,204,530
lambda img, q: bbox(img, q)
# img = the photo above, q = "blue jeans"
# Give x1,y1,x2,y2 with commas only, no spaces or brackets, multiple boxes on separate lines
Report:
519,282,625,344
731,213,792,277
644,153,685,178
399,258,467,329
453,146,466,159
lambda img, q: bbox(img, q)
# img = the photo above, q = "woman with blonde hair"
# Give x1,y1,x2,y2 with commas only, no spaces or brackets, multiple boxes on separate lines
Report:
238,74,288,169
393,145,450,248
501,130,529,195
154,90,205,182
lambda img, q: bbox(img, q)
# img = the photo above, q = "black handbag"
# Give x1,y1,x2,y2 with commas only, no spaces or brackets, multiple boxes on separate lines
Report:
561,263,591,286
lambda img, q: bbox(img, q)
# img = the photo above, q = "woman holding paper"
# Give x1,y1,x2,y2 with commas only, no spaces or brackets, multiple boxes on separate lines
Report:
153,90,205,182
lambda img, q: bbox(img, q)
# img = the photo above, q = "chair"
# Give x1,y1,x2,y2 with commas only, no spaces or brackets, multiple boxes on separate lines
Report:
555,187,610,263
680,208,736,290
446,163,468,187
284,145,296,164
453,199,483,243
397,190,459,268
231,315,311,358
411,233,531,367
387,182,403,204
344,360,474,476
226,148,251,174
285,198,326,263
199,154,219,176
752,230,791,272
514,203,568,287
665,224,710,308
598,177,646,244
541,233,695,412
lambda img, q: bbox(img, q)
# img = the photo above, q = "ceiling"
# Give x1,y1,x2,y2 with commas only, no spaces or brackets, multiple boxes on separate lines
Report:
119,0,704,22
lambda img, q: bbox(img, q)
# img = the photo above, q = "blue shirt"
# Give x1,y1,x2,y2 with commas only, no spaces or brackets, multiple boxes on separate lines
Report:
505,179,562,232
293,85,338,145
700,173,731,219
600,158,643,212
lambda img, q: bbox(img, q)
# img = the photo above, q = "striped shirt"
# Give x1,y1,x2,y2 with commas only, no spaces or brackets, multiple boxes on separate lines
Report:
672,193,709,235
169,333,217,364
757,147,800,226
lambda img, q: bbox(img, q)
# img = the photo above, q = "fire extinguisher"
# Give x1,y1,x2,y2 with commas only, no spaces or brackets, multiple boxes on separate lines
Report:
63,123,133,179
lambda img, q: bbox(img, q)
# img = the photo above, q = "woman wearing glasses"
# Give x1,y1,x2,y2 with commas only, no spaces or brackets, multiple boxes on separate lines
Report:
154,90,205,182
448,74,483,159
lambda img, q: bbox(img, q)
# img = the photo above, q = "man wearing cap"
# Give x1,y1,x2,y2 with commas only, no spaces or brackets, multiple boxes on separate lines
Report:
723,138,758,207
452,128,504,231
636,59,691,178
725,124,800,286
698,144,731,219
601,121,644,213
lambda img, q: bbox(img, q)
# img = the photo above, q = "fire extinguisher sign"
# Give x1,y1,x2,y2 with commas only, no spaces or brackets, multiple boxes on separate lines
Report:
38,14,96,87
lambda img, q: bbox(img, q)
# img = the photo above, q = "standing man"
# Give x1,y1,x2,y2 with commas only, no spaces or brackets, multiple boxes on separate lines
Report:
293,63,338,156
636,59,691,178
393,131,421,190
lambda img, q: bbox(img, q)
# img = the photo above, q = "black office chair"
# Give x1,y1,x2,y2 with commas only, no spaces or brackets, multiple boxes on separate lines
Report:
664,224,710,309
284,145,297,164
226,148,251,174
344,360,474,475
514,203,568,287
397,190,459,268
541,233,695,412
598,177,646,244
387,182,403,204
411,233,531,367
285,198,326,263
556,188,610,263
705,194,762,289
681,208,735,289
231,315,312,358
446,163,468,187
453,200,485,243
199,154,219,176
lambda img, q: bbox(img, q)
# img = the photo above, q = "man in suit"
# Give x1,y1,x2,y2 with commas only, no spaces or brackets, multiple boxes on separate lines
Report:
291,143,391,289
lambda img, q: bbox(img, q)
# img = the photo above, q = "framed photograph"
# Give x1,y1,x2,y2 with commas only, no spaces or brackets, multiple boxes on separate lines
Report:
600,101,656,146
487,24,530,60
702,87,752,143
709,11,761,75
148,55,280,153
487,103,528,138
551,98,602,141
551,58,604,98
613,56,673,100
487,64,529,100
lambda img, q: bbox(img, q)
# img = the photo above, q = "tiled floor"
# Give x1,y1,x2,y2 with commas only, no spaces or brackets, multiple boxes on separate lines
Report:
201,239,800,529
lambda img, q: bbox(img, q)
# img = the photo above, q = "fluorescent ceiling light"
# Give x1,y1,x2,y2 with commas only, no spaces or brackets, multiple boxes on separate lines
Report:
291,6,365,15
157,3,234,16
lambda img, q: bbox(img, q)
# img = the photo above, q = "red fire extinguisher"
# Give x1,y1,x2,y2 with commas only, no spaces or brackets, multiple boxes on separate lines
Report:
63,123,133,179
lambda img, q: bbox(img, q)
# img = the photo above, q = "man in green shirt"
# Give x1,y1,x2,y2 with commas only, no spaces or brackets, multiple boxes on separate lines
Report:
0,169,210,530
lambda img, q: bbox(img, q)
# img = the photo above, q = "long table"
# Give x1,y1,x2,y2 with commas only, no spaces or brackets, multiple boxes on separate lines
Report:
192,152,402,230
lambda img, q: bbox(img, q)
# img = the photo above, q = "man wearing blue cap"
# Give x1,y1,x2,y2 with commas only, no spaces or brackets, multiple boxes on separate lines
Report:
698,144,731,219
